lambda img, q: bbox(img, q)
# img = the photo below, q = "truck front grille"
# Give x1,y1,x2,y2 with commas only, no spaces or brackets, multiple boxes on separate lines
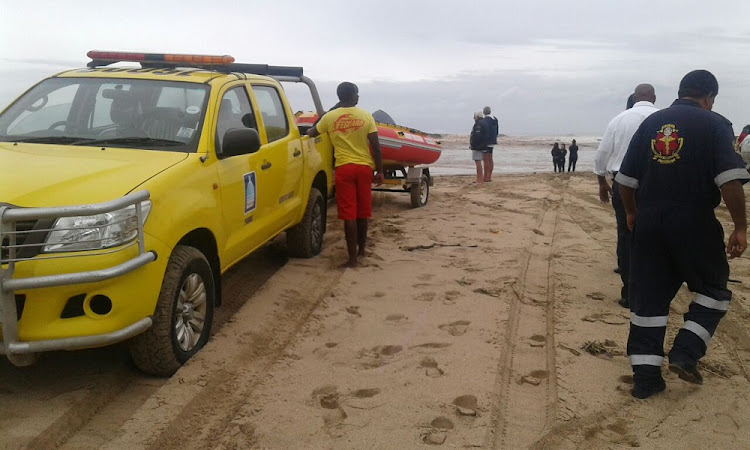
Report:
1,219,48,263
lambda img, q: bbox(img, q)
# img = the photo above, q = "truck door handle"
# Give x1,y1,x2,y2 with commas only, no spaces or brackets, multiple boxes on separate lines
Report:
293,150,302,157
261,162,272,170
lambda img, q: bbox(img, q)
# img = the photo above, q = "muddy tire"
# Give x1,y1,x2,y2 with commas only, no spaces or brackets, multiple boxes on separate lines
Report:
287,187,325,258
410,174,429,208
129,245,215,377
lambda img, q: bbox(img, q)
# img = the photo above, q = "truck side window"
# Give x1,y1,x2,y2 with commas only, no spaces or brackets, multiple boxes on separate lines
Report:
252,86,289,142
215,87,256,156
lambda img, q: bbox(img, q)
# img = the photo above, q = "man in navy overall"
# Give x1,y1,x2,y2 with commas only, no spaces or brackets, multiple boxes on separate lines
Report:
616,70,750,399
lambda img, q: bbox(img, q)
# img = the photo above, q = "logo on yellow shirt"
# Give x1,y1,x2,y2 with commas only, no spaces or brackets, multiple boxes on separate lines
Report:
332,114,365,133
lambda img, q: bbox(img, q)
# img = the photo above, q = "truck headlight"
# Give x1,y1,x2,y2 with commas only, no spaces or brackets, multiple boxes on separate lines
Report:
43,201,152,253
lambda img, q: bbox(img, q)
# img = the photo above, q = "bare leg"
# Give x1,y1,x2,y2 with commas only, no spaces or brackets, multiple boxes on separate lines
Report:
475,161,484,183
343,219,358,267
484,153,494,181
356,218,368,257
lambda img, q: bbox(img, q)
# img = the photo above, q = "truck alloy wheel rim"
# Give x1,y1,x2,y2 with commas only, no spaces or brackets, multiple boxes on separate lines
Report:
175,273,207,352
311,201,322,249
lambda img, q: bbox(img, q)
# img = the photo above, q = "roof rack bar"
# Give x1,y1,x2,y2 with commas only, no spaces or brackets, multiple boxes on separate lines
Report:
228,64,303,78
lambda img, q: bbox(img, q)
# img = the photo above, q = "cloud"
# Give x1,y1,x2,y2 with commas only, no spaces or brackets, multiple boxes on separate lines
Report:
1,0,750,134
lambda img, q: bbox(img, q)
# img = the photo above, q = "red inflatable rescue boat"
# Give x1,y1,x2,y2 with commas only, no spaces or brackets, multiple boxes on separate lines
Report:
296,112,441,168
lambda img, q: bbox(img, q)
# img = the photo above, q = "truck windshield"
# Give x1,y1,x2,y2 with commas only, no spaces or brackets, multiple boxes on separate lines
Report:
0,77,209,152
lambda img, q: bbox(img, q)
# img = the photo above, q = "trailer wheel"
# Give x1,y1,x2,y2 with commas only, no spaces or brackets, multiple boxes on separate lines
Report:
129,245,215,376
287,187,325,258
410,174,429,208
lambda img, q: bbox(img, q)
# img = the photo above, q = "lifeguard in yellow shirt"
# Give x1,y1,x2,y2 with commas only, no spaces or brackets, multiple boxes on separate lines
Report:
308,82,384,268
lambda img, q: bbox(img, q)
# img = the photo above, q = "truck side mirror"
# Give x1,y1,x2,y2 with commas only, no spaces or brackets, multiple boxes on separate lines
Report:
222,128,261,157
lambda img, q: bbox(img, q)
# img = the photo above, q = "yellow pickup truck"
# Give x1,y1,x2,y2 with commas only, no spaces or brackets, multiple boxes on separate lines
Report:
0,51,334,375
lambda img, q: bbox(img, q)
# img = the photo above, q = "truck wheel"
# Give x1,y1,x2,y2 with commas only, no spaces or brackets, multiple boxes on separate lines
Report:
129,245,215,376
287,187,325,258
410,174,429,208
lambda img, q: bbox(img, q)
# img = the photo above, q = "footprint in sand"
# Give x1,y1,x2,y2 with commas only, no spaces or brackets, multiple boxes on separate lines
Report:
412,343,452,350
420,356,445,378
431,416,454,429
312,386,347,431
356,345,403,369
374,345,403,356
415,291,437,302
438,320,471,336
385,313,407,322
453,395,478,416
313,342,339,358
443,291,462,305
582,312,628,325
714,413,740,436
351,388,381,399
421,416,454,445
529,334,547,347
421,429,447,445
473,287,502,298
519,370,549,386
311,385,341,410
418,273,435,281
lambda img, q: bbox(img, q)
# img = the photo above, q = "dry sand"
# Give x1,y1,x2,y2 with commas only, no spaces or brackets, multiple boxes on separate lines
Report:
3,173,750,449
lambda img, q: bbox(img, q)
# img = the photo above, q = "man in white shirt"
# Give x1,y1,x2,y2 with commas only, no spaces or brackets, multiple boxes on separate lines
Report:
740,131,750,168
594,84,658,308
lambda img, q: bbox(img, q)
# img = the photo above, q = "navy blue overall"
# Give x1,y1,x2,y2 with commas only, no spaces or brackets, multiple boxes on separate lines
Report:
615,99,750,384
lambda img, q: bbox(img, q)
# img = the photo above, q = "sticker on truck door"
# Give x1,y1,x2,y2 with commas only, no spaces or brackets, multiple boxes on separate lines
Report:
244,172,256,214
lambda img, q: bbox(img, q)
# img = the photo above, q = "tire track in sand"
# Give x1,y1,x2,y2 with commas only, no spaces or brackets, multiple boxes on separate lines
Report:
6,247,287,450
102,258,344,450
485,193,560,448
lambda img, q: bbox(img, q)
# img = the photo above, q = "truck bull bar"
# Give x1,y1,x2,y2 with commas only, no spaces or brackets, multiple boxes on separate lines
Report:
0,191,156,366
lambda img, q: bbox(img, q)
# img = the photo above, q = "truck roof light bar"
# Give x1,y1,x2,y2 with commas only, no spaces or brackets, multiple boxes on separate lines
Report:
85,50,303,77
86,50,235,68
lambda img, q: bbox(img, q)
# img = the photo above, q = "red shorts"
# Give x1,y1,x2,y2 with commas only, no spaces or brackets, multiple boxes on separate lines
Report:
335,163,373,220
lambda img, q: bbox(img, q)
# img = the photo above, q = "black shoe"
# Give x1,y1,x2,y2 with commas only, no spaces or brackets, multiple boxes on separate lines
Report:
618,297,629,308
631,378,666,399
614,267,622,274
668,360,703,385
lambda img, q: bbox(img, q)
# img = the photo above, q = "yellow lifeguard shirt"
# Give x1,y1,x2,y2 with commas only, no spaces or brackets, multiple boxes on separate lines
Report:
315,107,377,168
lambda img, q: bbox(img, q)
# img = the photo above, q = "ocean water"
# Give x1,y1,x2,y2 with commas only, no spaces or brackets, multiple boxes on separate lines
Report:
428,135,600,176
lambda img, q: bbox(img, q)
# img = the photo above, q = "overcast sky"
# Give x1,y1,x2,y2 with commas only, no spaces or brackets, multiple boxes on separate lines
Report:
1,0,749,135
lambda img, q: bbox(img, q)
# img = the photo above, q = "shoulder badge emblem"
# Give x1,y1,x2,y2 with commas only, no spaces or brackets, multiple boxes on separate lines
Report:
651,124,683,164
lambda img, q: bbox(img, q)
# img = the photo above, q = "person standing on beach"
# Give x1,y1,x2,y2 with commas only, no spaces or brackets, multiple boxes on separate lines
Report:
736,124,750,152
594,84,658,308
616,70,750,399
626,93,636,110
483,106,499,181
560,143,567,172
470,112,488,183
307,82,384,268
568,139,579,172
551,142,561,172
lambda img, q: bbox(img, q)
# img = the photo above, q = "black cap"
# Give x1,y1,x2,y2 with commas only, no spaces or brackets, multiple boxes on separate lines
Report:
678,70,719,99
